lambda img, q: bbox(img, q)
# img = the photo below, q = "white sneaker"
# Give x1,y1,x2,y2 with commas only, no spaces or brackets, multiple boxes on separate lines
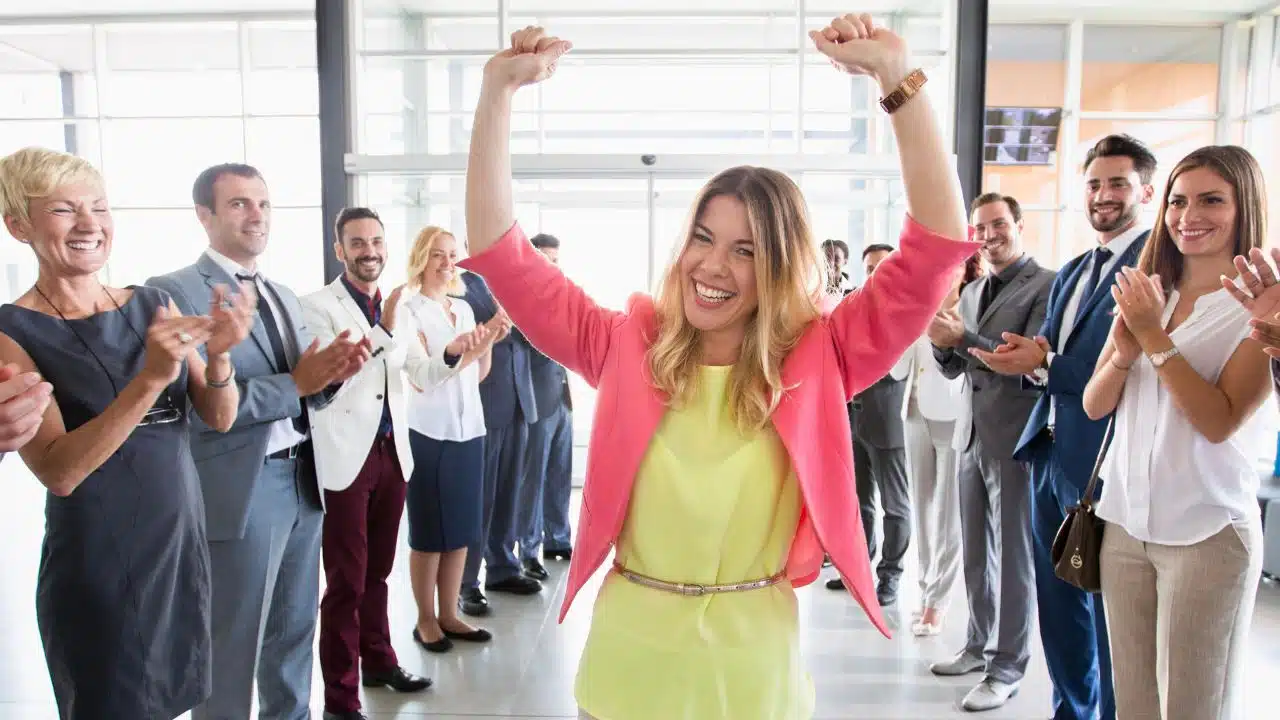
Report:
912,618,942,636
961,677,1019,712
929,651,984,676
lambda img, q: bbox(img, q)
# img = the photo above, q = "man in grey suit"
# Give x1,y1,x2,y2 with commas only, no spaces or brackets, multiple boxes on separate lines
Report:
149,163,367,720
848,243,912,606
927,192,1053,712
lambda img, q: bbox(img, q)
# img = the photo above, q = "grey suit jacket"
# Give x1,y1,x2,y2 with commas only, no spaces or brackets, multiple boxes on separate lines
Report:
934,256,1054,459
147,253,329,542
854,373,907,449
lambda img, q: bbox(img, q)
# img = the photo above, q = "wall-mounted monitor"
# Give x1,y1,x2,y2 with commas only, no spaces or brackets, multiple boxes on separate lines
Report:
983,107,1063,166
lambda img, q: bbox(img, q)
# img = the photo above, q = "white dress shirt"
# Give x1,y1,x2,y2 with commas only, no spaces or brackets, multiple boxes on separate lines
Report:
402,292,487,443
1095,286,1266,545
204,247,308,456
1037,225,1148,427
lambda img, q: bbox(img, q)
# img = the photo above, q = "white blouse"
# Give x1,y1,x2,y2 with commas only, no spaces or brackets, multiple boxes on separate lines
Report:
1095,286,1267,546
909,334,964,422
401,292,487,443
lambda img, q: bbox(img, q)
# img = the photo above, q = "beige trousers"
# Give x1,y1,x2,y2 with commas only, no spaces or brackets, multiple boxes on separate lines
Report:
1100,521,1262,720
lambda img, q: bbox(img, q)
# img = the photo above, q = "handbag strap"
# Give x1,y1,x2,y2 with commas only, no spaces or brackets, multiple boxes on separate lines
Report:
1079,415,1116,510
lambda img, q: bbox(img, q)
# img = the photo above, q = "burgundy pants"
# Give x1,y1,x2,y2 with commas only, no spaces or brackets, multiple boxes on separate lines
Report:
318,434,407,713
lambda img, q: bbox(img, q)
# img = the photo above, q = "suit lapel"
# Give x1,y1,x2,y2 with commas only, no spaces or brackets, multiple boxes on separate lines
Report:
1049,255,1090,347
198,253,276,370
330,280,373,334
1068,232,1148,341
978,259,1037,329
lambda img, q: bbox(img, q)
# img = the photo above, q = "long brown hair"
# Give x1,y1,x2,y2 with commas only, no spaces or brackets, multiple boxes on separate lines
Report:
649,166,824,432
1137,145,1267,288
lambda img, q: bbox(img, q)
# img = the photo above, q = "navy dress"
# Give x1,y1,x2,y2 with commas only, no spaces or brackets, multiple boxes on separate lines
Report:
0,285,211,720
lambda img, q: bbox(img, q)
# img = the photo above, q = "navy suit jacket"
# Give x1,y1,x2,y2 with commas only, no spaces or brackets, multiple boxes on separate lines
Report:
1012,231,1149,491
462,271,538,428
530,344,571,417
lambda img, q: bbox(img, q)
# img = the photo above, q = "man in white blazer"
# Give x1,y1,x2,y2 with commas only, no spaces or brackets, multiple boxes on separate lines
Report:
302,207,430,720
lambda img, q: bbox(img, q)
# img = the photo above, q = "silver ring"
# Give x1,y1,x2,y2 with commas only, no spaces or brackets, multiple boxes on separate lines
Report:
177,332,193,344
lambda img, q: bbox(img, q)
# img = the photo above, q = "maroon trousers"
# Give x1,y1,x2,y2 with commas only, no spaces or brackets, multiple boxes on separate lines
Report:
318,434,407,713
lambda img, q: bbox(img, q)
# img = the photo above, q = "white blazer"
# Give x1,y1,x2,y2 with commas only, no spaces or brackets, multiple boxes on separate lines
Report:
907,334,964,422
300,279,416,493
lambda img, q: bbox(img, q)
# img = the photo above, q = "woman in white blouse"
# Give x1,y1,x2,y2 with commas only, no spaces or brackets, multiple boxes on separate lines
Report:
1082,145,1271,719
909,253,982,636
401,226,506,654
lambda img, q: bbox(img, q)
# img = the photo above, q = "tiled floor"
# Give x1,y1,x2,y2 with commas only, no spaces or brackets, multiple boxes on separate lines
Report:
0,463,1276,719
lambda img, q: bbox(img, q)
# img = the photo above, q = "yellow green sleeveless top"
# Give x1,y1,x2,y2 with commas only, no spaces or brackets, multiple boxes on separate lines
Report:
574,365,813,720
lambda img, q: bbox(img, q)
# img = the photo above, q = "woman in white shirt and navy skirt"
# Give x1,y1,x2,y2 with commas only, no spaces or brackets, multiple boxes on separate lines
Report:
402,226,505,655
1083,145,1271,720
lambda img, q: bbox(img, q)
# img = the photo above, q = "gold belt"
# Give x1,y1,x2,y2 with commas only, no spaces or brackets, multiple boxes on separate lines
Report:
612,561,786,597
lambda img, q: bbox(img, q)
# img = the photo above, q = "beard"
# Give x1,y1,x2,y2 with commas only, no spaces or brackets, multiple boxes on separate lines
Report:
347,257,383,282
1088,202,1139,233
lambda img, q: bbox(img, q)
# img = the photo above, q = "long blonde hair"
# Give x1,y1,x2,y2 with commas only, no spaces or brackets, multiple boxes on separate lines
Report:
407,225,465,296
648,166,825,432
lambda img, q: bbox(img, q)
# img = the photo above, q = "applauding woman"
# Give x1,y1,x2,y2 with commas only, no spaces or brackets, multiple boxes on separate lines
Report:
458,12,977,720
0,147,254,720
1082,145,1270,720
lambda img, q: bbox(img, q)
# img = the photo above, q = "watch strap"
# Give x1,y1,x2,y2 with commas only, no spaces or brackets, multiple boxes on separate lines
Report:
879,68,928,114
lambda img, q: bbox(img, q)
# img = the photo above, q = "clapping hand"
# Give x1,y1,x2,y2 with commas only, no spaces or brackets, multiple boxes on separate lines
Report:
444,323,493,357
1222,248,1280,357
206,284,256,357
142,305,214,388
809,13,911,87
927,307,964,349
969,333,1049,375
483,26,573,91
1110,267,1165,339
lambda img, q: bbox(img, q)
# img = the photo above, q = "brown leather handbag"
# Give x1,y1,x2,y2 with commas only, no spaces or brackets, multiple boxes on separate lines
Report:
1051,417,1115,593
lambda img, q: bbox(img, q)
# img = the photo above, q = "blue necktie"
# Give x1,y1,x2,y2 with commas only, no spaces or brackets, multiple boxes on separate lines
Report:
1074,246,1113,323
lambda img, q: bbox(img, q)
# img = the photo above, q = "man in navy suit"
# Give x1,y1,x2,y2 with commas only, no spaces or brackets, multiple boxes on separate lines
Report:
516,233,575,580
459,269,542,617
970,134,1158,720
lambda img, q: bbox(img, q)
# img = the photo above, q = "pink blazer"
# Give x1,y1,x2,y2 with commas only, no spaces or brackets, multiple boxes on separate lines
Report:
459,216,979,638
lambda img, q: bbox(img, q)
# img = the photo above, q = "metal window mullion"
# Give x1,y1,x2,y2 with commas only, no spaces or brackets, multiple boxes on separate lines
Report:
238,20,251,163
795,0,806,153
1054,19,1084,267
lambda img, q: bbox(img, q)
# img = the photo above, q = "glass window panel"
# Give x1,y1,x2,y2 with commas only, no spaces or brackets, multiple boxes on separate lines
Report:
362,2,499,51
106,209,210,288
1273,16,1280,105
983,163,1059,209
544,60,775,112
361,111,539,155
103,23,240,71
101,118,245,208
0,120,102,163
245,118,321,208
425,16,507,51
248,21,317,70
1016,209,1062,269
257,207,326,295
535,15,798,51
1074,119,1216,206
0,25,95,73
510,0,795,9
986,24,1067,107
101,71,243,117
1081,25,1221,114
801,114,869,154
245,69,320,116
538,112,788,154
0,73,63,119
800,59,875,113
905,16,948,53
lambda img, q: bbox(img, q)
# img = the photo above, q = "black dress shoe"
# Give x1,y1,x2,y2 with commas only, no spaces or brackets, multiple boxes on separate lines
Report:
523,558,549,581
825,577,846,590
876,580,899,606
323,711,368,720
362,665,432,692
545,547,572,561
443,626,493,643
486,574,542,595
460,586,491,617
412,627,452,653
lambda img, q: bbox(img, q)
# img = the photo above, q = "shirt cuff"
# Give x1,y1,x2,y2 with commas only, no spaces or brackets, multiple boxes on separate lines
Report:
443,351,461,368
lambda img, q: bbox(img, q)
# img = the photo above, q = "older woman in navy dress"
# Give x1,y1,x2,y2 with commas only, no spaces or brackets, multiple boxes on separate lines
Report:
0,147,255,719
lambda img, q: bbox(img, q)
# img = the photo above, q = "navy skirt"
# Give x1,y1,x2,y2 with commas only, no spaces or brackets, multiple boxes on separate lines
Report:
407,430,485,552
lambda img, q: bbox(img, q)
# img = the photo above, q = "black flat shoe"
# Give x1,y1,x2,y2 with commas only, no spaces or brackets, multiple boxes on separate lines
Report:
523,558,549,581
825,577,846,590
460,587,491,617
362,665,432,692
443,626,493,643
486,574,542,595
411,628,452,654
545,548,572,561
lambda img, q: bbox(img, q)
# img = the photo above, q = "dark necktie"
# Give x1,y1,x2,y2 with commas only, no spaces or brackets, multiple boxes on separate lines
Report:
978,275,1003,317
238,272,307,435
1074,246,1114,323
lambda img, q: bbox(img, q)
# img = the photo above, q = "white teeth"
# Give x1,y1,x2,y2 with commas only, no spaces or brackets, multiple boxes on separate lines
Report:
694,281,734,302
67,240,99,251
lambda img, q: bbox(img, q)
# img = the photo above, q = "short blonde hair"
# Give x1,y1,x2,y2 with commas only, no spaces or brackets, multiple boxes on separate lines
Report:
407,225,465,296
0,147,104,226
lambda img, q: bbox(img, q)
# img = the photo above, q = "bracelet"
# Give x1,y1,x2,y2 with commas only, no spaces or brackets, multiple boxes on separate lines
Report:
879,68,928,114
206,356,235,388
1109,356,1132,371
